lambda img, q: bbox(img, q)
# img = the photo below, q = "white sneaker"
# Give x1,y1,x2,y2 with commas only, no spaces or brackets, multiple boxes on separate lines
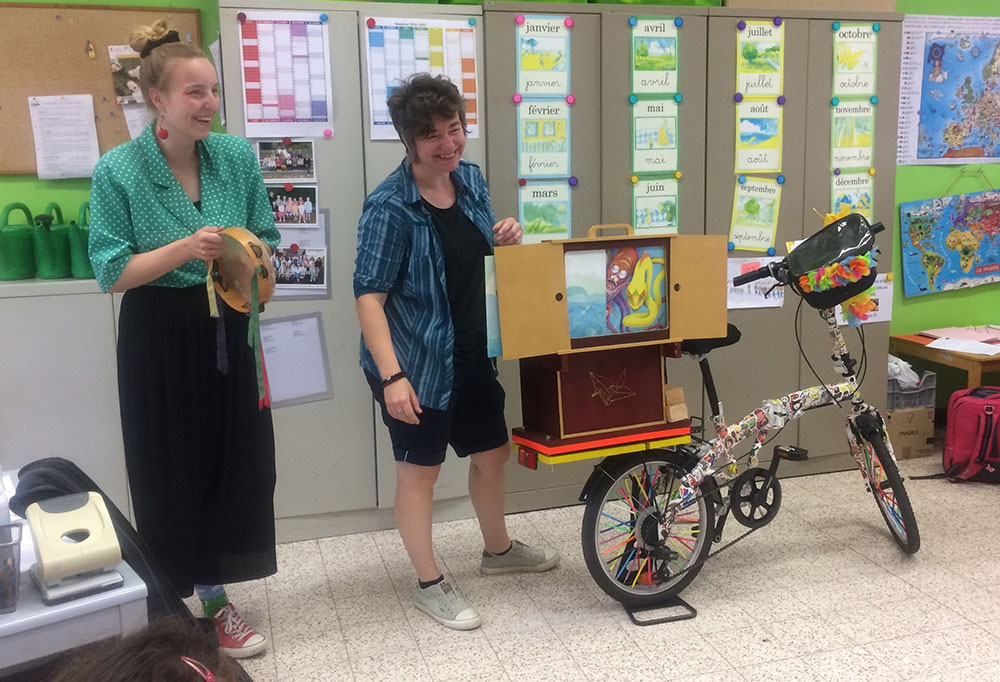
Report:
414,581,482,630
481,540,561,575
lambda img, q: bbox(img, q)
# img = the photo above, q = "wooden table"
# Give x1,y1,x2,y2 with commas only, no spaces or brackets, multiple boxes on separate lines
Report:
889,334,1000,389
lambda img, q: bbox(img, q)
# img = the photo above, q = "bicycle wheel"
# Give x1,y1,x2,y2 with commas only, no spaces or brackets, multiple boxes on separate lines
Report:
581,450,716,608
860,433,920,554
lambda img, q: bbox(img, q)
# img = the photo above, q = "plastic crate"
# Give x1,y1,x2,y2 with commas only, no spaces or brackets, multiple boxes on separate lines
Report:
887,370,936,411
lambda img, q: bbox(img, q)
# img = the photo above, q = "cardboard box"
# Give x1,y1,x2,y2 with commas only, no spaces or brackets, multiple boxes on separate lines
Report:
886,407,935,460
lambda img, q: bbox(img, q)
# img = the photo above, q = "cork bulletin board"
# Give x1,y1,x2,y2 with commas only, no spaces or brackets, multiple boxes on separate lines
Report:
0,4,200,175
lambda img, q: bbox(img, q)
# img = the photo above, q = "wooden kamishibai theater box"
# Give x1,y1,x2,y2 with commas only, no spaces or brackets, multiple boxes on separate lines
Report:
493,227,727,441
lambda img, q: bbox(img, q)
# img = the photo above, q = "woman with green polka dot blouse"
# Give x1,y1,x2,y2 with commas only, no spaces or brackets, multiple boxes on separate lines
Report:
88,20,278,659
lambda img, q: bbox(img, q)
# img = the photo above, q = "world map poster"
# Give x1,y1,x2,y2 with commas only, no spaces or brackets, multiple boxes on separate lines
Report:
897,15,1000,165
899,189,1000,297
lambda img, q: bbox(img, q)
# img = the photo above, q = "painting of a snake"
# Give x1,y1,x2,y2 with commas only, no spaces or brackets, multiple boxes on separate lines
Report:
622,253,666,330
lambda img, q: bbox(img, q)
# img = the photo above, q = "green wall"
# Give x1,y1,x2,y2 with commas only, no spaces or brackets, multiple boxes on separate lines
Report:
0,0,220,223
890,0,1000,336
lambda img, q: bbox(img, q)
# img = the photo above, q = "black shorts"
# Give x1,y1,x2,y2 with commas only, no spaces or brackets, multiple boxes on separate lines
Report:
366,358,508,467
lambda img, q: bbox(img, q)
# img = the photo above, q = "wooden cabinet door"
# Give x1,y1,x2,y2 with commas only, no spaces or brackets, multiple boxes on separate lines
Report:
668,234,727,340
494,242,570,359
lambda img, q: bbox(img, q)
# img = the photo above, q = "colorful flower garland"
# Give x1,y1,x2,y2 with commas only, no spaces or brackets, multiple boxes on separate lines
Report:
796,250,875,294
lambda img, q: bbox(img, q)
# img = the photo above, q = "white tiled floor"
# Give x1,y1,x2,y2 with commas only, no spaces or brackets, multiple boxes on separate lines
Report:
189,455,1000,682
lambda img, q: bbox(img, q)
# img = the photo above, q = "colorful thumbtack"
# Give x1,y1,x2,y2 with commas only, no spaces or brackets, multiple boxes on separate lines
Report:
872,23,881,32
868,167,876,176
674,171,682,180
630,175,639,185
737,20,746,31
237,12,246,22
628,94,638,104
674,17,683,28
773,17,782,26
566,94,575,105
674,93,683,103
734,93,744,103
513,94,523,104
323,128,332,138
284,183,293,192
564,18,574,29
319,13,328,22
870,95,879,104
366,18,375,28
834,168,841,175
515,15,525,25
468,17,476,26
767,247,776,256
738,175,746,184
628,16,637,27
569,176,578,187
831,97,840,106
518,178,527,187
777,95,786,105
777,175,785,184
728,241,736,251
832,21,840,31
886,272,893,281
282,137,292,146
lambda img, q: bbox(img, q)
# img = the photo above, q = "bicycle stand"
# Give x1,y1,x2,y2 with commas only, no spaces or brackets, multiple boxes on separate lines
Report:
623,595,697,626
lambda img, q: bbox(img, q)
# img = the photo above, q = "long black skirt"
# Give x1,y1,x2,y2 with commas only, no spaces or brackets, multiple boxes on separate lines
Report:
117,285,277,597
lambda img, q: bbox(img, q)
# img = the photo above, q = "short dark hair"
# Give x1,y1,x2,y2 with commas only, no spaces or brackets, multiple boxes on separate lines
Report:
387,74,467,159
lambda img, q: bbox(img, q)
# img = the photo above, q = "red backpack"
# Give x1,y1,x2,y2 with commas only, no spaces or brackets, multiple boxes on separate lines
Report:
944,387,1000,481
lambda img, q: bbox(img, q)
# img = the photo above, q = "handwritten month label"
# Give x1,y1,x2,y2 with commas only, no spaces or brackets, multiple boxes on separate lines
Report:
833,24,877,97
831,172,873,220
730,177,781,252
517,16,571,96
736,98,782,173
737,21,784,97
831,100,874,170
519,180,571,243
632,177,679,234
632,99,678,173
517,100,570,178
631,19,679,95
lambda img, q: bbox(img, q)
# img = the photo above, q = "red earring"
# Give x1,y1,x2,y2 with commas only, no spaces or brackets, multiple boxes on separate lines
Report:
157,127,169,140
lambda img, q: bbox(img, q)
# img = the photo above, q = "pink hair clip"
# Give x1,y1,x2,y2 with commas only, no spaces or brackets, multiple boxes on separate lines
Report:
180,656,216,682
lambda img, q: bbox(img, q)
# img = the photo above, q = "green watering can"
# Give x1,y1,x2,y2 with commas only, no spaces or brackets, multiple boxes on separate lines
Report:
34,202,73,279
0,203,37,280
68,202,94,279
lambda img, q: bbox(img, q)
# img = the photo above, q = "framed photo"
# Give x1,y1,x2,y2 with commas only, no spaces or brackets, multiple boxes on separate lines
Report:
265,184,318,226
256,140,316,181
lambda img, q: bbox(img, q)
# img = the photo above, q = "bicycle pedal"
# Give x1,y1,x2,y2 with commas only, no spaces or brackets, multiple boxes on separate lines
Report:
775,445,809,461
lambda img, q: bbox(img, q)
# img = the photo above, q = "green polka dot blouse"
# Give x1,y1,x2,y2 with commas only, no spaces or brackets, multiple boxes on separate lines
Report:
88,122,280,292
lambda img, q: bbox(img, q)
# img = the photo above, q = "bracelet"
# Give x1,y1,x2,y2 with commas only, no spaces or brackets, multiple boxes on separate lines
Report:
382,370,407,387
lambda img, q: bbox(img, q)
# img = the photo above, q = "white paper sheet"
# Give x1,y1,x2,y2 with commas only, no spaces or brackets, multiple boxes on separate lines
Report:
28,95,100,179
366,16,480,140
260,314,332,406
727,257,784,309
122,102,153,140
925,337,1000,356
238,11,335,138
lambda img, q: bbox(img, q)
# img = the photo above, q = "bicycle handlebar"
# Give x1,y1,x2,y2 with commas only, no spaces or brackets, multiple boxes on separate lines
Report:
731,221,884,288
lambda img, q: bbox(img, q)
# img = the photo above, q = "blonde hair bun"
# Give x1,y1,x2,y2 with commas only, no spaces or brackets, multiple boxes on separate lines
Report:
129,18,170,54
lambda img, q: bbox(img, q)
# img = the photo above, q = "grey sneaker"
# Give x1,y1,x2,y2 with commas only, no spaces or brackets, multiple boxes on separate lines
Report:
481,540,561,575
414,581,482,630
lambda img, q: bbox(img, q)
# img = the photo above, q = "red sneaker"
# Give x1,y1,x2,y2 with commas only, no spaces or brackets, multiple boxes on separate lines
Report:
213,603,267,658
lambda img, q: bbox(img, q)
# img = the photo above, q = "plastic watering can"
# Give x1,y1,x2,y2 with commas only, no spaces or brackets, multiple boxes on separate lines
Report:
0,203,37,280
34,202,73,279
68,202,94,279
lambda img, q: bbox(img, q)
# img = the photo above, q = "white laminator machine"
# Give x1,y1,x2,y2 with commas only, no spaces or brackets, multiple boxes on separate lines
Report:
25,492,124,605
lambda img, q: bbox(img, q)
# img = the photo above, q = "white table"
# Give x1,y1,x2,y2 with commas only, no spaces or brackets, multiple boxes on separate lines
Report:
0,530,147,672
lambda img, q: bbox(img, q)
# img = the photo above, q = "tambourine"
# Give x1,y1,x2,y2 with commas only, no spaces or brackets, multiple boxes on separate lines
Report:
210,227,275,313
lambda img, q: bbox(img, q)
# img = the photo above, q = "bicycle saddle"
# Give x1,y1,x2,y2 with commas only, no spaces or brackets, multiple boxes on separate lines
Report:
681,323,742,355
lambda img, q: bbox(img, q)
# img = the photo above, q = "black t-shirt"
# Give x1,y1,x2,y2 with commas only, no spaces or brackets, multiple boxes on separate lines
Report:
423,200,492,366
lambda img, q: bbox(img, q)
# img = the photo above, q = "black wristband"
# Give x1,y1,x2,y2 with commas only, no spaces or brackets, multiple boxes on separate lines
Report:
382,370,407,387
